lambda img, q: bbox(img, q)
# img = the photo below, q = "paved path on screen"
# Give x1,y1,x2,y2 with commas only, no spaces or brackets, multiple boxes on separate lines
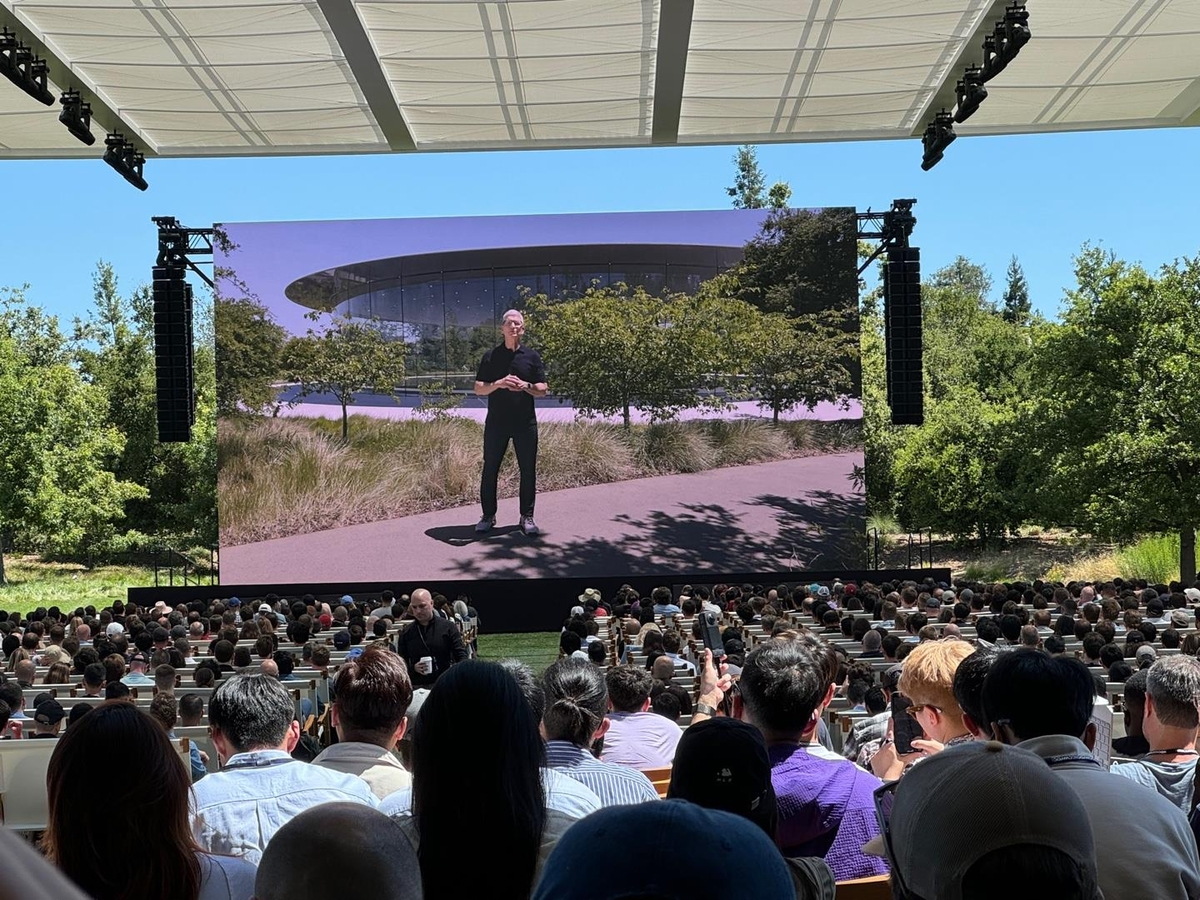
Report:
221,452,863,583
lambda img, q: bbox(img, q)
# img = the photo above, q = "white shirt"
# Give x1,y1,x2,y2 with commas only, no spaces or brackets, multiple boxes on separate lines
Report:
191,749,377,864
600,711,682,769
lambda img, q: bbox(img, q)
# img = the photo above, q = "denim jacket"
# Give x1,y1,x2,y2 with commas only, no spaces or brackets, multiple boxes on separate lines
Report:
190,749,377,864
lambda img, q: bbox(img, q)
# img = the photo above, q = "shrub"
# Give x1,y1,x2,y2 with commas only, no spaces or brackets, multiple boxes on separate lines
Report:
705,420,792,466
1117,533,1182,584
635,422,718,474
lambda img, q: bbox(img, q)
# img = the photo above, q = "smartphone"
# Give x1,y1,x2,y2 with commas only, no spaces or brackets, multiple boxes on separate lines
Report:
700,611,725,660
891,692,925,755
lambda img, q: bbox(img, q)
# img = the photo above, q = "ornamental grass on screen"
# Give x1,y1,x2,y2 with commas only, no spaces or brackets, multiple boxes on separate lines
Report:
217,415,861,546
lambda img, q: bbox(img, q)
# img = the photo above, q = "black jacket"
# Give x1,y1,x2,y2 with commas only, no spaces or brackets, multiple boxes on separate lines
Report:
396,616,468,687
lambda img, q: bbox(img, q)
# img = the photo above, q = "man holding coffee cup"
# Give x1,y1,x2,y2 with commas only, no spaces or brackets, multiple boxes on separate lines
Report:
395,589,469,687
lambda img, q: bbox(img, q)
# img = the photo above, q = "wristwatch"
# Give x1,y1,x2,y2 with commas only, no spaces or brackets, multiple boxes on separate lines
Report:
695,702,718,718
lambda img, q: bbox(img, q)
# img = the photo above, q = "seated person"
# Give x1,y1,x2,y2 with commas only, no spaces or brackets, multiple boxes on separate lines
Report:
600,665,681,769
1112,655,1200,811
876,741,1102,900
738,638,887,881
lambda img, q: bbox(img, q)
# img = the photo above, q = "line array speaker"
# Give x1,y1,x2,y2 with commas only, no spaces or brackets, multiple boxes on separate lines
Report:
152,264,195,442
883,246,924,426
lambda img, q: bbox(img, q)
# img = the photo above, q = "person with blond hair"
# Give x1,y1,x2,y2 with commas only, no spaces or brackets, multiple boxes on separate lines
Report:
871,638,976,780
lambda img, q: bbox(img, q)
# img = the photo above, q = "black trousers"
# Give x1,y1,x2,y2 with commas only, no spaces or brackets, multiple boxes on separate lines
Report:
480,418,538,518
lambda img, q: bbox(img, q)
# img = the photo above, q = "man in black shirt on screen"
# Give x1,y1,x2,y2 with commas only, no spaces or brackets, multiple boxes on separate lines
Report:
473,309,548,536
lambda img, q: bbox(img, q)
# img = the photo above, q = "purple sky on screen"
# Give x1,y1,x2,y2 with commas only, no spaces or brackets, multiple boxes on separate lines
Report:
217,208,783,337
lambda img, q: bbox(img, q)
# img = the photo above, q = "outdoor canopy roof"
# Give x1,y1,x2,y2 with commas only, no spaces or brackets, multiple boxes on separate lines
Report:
2,0,1199,159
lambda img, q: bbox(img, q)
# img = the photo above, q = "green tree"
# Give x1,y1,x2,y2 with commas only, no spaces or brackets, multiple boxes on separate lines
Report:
214,294,287,416
525,285,736,429
283,313,407,439
0,321,146,580
1002,255,1032,325
73,264,219,549
737,309,858,424
931,256,992,304
726,144,792,210
734,208,859,318
1031,247,1200,582
727,145,767,209
874,263,1036,543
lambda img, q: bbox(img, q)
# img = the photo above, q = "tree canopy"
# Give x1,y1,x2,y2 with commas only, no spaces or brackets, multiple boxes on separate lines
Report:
282,312,407,439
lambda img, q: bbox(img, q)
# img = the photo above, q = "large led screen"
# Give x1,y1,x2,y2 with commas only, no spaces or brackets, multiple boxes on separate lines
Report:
215,209,864,583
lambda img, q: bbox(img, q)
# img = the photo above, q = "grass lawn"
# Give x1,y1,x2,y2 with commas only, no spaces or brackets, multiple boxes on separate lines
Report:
476,631,561,673
0,555,157,614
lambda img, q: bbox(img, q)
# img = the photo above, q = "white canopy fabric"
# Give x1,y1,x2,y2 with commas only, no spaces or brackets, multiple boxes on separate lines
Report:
2,0,1198,158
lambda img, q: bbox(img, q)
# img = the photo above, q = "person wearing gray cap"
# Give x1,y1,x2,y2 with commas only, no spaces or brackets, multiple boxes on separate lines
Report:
870,741,1102,900
982,650,1200,900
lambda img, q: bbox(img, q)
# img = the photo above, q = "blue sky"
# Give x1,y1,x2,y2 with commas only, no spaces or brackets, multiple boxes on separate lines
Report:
2,124,1198,325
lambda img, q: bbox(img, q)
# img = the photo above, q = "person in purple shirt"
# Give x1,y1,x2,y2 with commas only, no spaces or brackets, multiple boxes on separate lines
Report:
738,637,888,881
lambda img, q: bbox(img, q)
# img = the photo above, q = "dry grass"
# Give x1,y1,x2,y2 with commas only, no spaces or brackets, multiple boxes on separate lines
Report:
219,415,861,545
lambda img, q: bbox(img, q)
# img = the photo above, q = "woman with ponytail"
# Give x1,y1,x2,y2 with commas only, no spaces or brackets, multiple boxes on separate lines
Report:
540,656,660,806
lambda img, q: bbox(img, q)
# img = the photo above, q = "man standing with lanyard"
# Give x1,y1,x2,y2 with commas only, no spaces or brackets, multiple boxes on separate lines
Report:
396,588,468,688
473,308,548,536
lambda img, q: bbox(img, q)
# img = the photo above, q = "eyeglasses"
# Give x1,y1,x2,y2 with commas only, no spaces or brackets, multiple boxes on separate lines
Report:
872,780,908,897
905,703,941,718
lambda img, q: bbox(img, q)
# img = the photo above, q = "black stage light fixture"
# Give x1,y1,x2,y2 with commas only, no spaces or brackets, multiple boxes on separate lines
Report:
58,89,96,145
0,30,54,105
920,110,956,171
103,132,148,191
953,65,988,123
982,3,1031,82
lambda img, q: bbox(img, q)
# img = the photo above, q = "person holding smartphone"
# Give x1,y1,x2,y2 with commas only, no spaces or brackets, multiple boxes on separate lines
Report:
870,639,976,781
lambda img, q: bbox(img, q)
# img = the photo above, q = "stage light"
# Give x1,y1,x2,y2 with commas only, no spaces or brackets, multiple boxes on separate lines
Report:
982,4,1031,83
920,111,956,171
0,29,54,105
953,66,988,123
103,133,148,191
58,89,95,145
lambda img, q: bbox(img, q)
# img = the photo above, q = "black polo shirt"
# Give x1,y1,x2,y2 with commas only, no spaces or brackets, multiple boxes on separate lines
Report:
475,342,545,425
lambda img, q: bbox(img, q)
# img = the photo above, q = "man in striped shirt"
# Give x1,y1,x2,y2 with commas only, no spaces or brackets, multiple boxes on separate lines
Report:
541,658,660,806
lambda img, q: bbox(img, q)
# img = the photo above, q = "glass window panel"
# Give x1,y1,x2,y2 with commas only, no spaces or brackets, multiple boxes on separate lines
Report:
403,274,445,376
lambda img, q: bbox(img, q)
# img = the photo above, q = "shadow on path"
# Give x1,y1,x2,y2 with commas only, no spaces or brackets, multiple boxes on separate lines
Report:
441,488,863,580
425,523,524,546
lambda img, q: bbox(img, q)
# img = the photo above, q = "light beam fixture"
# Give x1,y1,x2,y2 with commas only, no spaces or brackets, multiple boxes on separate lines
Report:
103,132,148,191
953,66,988,123
0,29,54,105
921,111,956,171
59,89,96,145
982,4,1031,82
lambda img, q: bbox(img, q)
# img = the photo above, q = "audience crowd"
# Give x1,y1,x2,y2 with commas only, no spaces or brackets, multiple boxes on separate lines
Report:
1,575,1200,898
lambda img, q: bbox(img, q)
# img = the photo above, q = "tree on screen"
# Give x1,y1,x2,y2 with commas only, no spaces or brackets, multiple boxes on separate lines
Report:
283,312,407,439
1030,247,1200,582
214,295,287,416
738,308,858,424
525,285,730,430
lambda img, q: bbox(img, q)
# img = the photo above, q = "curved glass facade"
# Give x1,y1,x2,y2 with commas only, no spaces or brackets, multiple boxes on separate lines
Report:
285,243,743,384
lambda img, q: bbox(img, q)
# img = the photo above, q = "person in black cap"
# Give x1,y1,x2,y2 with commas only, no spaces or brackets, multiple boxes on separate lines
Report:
667,717,837,900
32,699,65,738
